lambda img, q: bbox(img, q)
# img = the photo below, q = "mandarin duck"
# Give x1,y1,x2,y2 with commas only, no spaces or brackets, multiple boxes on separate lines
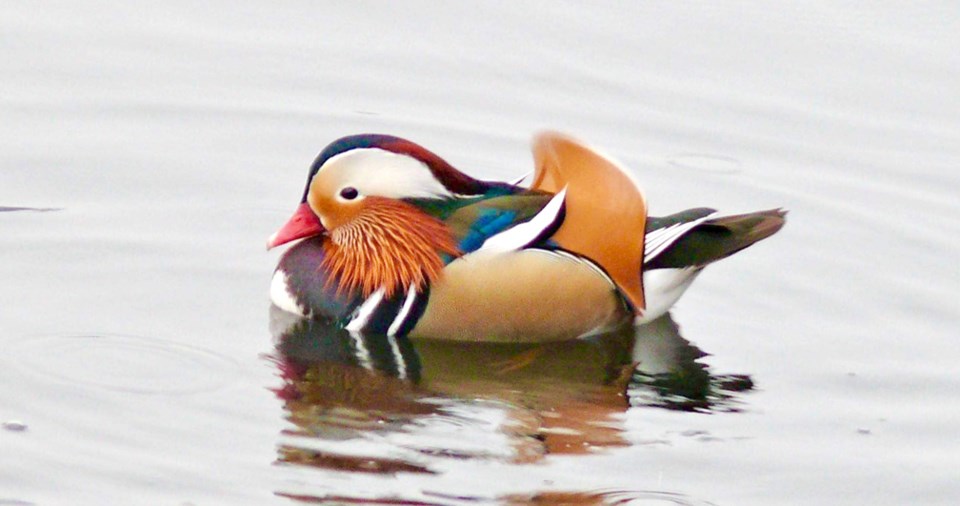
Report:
267,132,785,342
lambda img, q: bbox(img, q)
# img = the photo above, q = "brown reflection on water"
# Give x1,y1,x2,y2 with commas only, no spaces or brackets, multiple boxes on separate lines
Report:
503,489,717,506
268,307,750,501
413,332,637,461
276,489,712,506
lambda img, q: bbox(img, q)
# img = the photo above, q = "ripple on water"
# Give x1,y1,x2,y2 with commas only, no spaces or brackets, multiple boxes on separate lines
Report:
0,206,61,213
9,334,240,394
0,500,37,506
666,154,742,175
2,420,28,432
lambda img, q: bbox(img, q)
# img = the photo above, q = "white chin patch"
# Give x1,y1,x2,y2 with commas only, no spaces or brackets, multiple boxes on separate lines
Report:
270,270,305,316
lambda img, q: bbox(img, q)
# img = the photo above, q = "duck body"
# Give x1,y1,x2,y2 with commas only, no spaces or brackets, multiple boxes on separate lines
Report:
268,133,785,342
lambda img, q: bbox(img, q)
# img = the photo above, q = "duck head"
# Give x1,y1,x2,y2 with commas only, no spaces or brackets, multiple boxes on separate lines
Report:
267,134,490,298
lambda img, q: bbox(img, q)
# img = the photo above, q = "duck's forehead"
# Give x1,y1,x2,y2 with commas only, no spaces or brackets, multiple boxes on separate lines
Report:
314,148,453,199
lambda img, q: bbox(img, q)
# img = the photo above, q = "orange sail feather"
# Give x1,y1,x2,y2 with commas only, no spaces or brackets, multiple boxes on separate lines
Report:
530,132,648,313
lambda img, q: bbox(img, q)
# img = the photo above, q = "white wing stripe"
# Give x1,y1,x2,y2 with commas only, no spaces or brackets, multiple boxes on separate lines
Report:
644,214,716,263
476,187,567,253
533,249,616,289
644,223,681,252
509,171,531,186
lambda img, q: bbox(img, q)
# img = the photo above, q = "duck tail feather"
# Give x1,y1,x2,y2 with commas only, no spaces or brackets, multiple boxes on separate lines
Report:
645,208,786,269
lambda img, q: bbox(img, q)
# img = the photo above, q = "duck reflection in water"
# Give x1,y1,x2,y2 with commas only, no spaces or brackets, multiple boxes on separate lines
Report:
268,305,753,477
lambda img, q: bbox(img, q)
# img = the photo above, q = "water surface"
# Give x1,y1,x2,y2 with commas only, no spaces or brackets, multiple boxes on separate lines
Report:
1,2,958,505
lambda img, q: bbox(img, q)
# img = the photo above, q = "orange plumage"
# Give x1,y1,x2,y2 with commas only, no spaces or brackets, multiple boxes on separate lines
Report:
320,197,460,298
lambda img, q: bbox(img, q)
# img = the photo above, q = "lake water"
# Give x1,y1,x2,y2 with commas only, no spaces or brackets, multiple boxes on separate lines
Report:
1,2,958,505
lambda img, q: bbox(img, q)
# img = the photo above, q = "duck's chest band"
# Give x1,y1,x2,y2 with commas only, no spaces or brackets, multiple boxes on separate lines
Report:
320,198,460,298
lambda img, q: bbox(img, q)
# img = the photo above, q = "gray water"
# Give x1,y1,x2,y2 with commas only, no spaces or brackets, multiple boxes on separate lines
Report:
2,2,958,505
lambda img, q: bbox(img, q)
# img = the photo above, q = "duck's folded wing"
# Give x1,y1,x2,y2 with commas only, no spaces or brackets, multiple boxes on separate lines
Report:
442,191,557,254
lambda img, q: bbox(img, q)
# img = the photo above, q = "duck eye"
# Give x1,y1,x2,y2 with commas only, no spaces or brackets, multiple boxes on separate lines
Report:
339,187,359,200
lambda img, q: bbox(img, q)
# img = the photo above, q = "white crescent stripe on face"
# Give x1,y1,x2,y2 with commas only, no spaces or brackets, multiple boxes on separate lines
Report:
474,187,567,253
345,288,386,332
321,148,453,200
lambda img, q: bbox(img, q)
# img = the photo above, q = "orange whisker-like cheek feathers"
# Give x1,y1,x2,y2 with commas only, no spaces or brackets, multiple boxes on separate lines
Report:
321,197,460,298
